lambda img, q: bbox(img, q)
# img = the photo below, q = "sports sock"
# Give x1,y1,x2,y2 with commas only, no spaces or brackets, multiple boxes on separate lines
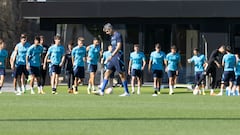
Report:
158,87,160,92
0,86,2,90
122,80,129,93
131,86,135,92
235,89,239,96
101,79,108,92
87,84,91,90
210,89,214,94
169,85,173,93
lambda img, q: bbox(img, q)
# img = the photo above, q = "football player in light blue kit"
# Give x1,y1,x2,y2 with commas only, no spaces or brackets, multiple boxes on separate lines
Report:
148,43,166,96
43,35,65,94
26,36,44,94
99,45,115,94
72,37,86,94
97,23,130,96
187,48,206,95
0,39,8,94
165,45,182,95
12,34,31,95
86,37,101,94
232,53,240,96
128,44,146,95
218,46,236,96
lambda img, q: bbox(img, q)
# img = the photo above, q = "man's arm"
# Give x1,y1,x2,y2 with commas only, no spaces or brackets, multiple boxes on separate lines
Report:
128,59,132,75
11,46,18,69
112,42,121,57
148,59,152,72
142,59,146,71
43,53,49,70
59,55,65,67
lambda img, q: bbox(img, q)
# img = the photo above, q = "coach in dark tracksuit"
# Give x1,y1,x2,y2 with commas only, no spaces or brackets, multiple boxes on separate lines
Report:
196,45,225,95
64,42,74,93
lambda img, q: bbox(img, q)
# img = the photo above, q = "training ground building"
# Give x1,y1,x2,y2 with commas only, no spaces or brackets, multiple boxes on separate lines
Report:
21,0,240,84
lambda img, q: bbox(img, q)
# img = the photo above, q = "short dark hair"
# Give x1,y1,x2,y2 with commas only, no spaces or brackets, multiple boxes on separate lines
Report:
34,36,41,43
219,45,226,50
193,48,199,52
134,44,139,47
155,43,161,49
39,35,44,40
226,45,231,52
93,37,99,41
68,41,74,46
171,45,177,50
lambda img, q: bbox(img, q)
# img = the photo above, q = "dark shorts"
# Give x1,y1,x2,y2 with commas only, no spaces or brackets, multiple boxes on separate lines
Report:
29,66,40,77
88,64,97,73
195,71,204,84
235,75,240,85
167,70,177,78
131,69,142,78
152,70,163,78
51,65,61,75
106,55,125,73
74,66,85,78
222,71,235,83
109,71,115,78
0,68,6,76
16,65,29,78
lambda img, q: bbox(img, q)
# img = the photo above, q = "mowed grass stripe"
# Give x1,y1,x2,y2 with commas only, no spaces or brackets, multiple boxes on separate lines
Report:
0,86,240,135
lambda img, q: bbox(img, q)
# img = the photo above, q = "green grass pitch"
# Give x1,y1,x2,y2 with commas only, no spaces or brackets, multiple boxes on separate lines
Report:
0,85,240,135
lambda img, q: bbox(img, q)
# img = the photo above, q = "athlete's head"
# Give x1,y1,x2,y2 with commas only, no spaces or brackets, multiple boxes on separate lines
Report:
225,45,231,53
155,43,161,52
193,48,199,55
171,45,177,53
34,36,40,45
54,35,61,45
20,35,27,44
39,35,44,45
108,45,113,52
218,45,225,54
68,41,74,51
134,44,140,52
103,23,113,35
77,37,84,46
93,37,99,45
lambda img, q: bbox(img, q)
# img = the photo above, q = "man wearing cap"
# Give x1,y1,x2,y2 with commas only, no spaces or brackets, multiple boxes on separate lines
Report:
96,23,130,96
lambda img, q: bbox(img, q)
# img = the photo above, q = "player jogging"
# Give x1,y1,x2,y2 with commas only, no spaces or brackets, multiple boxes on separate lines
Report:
72,37,86,94
26,36,44,94
165,45,182,95
148,43,166,96
12,34,31,95
43,35,65,94
86,37,101,94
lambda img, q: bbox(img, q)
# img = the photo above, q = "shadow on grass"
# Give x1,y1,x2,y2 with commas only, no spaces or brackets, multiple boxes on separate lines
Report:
0,117,240,122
